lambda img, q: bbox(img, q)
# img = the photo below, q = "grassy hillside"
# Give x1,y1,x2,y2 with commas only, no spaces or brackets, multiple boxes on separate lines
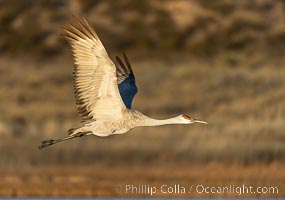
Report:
1,0,285,56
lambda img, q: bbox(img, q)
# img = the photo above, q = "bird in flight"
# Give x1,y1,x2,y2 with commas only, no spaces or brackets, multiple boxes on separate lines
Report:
38,17,207,149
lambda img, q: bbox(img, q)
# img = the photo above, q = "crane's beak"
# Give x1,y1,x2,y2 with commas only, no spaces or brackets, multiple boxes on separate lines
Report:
193,119,208,124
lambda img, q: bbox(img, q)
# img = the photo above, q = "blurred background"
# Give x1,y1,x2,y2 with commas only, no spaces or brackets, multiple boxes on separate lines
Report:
0,0,284,197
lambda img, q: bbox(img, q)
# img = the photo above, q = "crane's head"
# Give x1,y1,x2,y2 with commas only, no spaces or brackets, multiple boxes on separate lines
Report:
181,114,208,124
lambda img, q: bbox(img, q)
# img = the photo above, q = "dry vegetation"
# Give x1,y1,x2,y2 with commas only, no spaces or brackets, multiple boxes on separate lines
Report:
0,0,285,197
1,0,285,56
0,163,284,197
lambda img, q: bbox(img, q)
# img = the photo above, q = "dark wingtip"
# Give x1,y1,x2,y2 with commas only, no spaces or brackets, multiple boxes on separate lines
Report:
122,52,132,73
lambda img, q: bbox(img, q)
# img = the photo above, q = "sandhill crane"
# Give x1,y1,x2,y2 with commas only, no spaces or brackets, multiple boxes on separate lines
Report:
38,17,207,149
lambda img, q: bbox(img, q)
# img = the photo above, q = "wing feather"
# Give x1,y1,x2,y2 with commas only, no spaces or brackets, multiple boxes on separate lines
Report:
63,17,126,122
115,53,138,109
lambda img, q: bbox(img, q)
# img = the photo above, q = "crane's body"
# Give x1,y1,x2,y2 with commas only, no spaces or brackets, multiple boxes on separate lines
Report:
71,110,143,137
38,17,207,149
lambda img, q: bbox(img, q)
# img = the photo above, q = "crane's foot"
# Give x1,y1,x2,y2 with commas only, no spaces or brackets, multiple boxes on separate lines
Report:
38,131,91,150
38,139,55,150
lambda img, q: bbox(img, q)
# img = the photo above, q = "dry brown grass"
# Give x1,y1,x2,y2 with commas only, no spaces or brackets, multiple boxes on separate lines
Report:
0,162,284,197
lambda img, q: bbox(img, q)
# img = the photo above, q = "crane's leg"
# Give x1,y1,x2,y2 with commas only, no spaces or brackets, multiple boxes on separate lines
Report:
38,131,91,150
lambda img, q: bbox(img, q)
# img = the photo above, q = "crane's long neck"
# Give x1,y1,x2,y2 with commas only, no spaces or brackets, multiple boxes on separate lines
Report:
140,116,182,127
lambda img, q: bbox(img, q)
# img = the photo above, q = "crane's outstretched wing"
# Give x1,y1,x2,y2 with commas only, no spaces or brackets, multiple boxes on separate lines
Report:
115,53,138,109
63,17,126,121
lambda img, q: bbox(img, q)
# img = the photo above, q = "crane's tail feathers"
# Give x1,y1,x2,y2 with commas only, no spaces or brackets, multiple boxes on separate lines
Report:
38,131,91,150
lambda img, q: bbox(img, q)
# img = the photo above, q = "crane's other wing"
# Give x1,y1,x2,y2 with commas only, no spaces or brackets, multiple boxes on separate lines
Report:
115,53,138,109
63,17,126,121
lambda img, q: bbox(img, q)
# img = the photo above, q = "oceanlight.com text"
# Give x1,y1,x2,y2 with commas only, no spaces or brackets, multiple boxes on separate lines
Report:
114,184,279,196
